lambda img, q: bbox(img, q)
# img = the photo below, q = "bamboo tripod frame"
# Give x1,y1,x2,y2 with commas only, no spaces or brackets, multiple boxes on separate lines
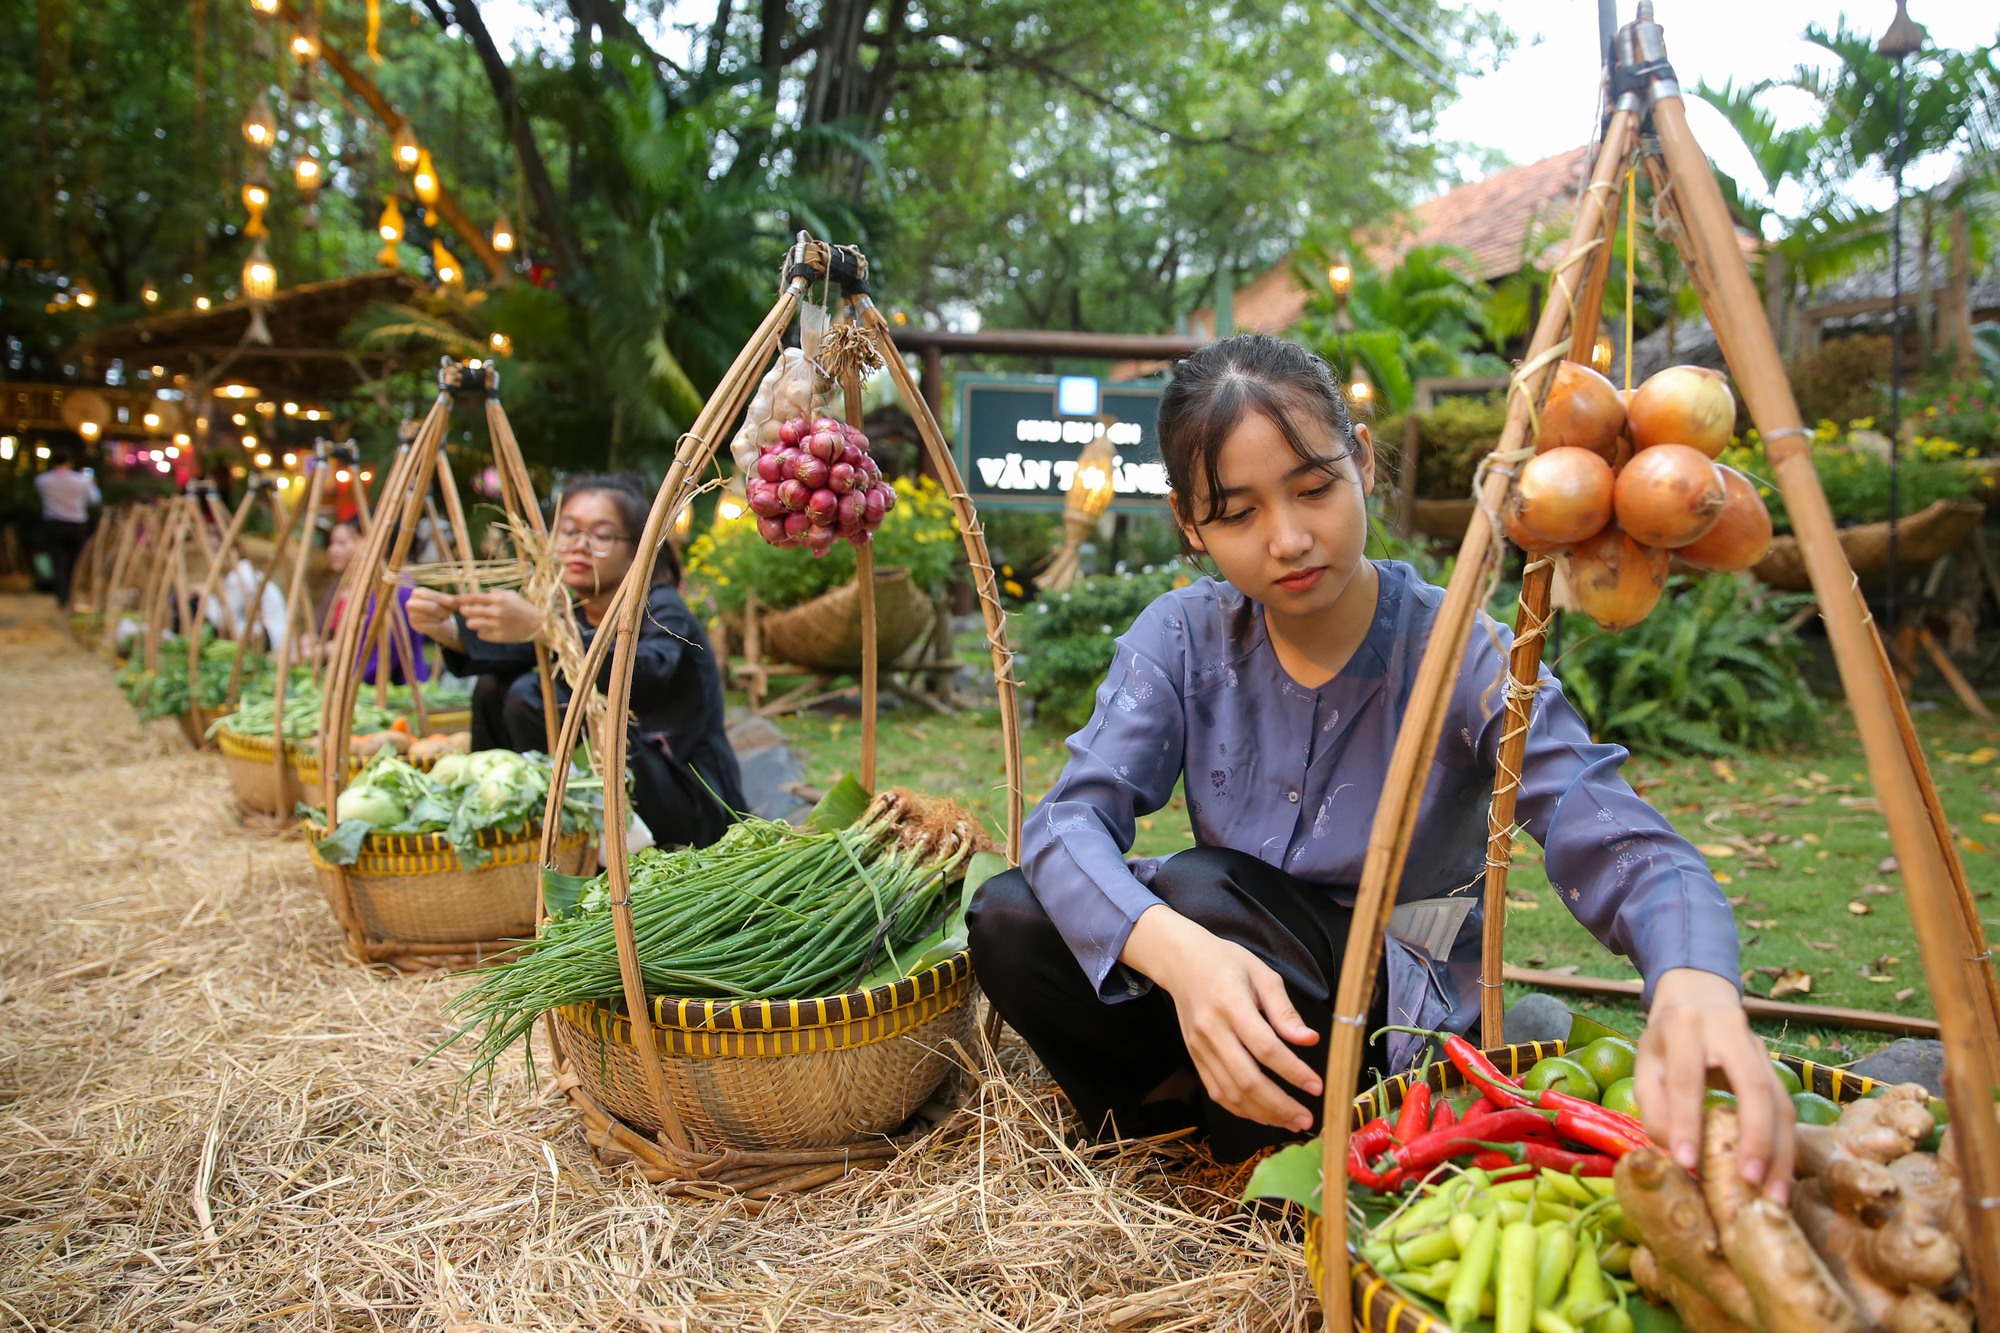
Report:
316,358,559,967
531,236,1026,1191
1315,8,2000,1328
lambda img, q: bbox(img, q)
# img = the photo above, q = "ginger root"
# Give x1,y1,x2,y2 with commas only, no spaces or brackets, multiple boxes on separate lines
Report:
1794,1183,1916,1328
1886,1291,1973,1333
1615,1145,1764,1331
1726,1195,1870,1333
1886,1152,1967,1247
1634,1245,1757,1333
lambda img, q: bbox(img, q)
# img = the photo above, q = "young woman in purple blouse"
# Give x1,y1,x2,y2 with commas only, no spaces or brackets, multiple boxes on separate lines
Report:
969,335,1793,1200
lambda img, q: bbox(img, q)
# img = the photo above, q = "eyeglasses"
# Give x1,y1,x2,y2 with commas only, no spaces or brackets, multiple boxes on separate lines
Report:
554,523,635,558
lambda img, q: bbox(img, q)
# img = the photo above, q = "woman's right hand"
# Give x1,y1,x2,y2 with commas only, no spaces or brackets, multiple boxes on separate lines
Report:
1120,904,1324,1131
405,588,463,649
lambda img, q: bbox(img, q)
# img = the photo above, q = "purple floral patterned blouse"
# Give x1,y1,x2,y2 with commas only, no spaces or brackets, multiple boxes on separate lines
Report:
1020,560,1739,1070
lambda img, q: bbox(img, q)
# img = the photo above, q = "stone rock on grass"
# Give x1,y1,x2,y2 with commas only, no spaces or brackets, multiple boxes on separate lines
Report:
1850,1038,1945,1096
737,743,807,822
1503,992,1574,1047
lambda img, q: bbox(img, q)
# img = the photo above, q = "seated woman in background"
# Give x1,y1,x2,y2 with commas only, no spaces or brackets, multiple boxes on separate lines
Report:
317,517,430,685
405,474,744,848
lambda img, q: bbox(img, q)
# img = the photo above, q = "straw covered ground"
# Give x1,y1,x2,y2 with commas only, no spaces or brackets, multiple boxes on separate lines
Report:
0,596,1312,1331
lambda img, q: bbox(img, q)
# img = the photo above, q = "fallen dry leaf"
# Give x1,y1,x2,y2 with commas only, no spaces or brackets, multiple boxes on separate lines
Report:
1746,919,1779,930
1863,882,1897,896
1961,838,1989,854
1801,832,1822,846
1896,988,1916,1002
1696,843,1737,859
1807,940,1840,951
1806,1033,1823,1050
1849,901,1874,915
1769,968,1814,1000
1711,759,1738,784
1982,812,2000,826
1867,974,1895,983
1879,856,1900,875
1715,872,1734,884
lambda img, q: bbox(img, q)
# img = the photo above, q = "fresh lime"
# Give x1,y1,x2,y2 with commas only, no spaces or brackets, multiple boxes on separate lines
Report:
1574,1038,1639,1092
1524,1057,1600,1102
1703,1088,1738,1111
1770,1061,1803,1097
1791,1092,1841,1125
1600,1076,1641,1117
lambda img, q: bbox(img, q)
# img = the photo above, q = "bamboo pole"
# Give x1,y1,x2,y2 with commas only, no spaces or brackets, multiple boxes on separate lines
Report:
1314,116,1639,1327
271,454,331,809
1477,107,1639,1045
478,392,562,756
186,481,263,708
1643,85,2000,1328
840,348,880,792
533,279,803,1151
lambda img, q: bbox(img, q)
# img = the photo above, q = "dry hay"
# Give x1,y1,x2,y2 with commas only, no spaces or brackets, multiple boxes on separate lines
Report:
0,595,1316,1331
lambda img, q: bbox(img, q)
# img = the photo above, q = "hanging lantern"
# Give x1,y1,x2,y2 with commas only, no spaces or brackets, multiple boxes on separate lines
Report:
243,243,277,302
488,331,512,356
72,281,97,310
242,164,272,238
242,91,277,152
491,210,515,253
194,295,213,310
249,0,279,13
1326,260,1354,299
376,196,405,268
412,148,440,225
140,281,160,305
293,150,321,202
392,123,420,173
431,238,460,287
290,8,320,65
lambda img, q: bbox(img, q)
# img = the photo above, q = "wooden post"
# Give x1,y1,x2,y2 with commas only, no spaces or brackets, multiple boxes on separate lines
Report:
841,346,879,792
271,454,330,808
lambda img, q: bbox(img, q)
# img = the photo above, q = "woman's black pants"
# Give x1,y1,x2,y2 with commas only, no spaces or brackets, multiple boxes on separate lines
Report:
968,846,1387,1162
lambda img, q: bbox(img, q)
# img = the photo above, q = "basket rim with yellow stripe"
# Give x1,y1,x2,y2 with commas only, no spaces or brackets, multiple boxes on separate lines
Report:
1305,1040,1885,1333
301,814,588,875
213,721,301,817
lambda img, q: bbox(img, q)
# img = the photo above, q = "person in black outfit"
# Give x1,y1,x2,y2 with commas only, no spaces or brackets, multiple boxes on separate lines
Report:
405,474,744,848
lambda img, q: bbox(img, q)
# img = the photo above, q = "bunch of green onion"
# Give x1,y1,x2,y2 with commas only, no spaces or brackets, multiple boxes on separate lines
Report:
439,790,976,1081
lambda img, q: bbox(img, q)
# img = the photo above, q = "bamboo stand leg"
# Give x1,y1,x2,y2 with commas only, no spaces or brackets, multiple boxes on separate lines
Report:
476,397,562,754
1640,48,2000,1327
1314,109,1639,1326
272,457,331,810
1478,106,1640,1045
840,355,880,790
185,483,264,726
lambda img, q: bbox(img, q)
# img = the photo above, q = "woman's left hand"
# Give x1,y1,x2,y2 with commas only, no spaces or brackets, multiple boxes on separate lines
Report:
1634,967,1796,1201
456,590,544,644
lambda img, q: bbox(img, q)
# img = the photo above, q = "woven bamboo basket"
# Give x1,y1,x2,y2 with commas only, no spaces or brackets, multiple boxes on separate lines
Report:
292,743,442,789
555,951,979,1151
1303,1043,1884,1332
534,239,1026,1196
303,819,593,944
213,724,301,815
1753,499,1985,591
737,566,935,673
177,704,225,750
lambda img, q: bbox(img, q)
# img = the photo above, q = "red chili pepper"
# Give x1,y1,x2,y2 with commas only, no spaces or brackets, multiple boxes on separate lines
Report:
1395,1074,1433,1144
1470,1152,1540,1182
1553,1106,1651,1158
1374,1108,1555,1177
1468,1139,1617,1177
1461,1097,1496,1124
1430,1099,1457,1133
1430,1031,1533,1109
1347,1116,1400,1191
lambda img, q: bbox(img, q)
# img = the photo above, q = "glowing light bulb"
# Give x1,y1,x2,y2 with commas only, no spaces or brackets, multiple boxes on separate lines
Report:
491,211,515,253
255,452,272,467
335,468,351,484
194,295,212,310
488,331,512,355
392,124,420,173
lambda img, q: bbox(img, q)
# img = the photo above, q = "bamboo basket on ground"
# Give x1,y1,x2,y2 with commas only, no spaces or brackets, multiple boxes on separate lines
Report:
1304,14,2000,1330
532,236,1024,1197
312,360,577,969
738,565,935,671
1752,498,1986,592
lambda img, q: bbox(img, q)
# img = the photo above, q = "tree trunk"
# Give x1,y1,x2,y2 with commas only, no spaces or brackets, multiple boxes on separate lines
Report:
1763,247,1788,358
1939,203,1975,376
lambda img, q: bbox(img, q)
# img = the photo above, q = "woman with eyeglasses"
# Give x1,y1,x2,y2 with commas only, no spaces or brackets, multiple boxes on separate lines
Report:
405,474,745,848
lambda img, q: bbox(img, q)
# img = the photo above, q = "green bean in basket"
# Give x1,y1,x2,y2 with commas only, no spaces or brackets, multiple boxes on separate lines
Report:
436,786,989,1083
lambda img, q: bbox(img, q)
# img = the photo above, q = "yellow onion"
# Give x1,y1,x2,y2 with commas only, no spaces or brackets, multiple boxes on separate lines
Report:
1508,446,1614,546
1564,523,1669,631
1535,361,1625,461
1675,466,1774,572
1613,443,1727,549
1628,365,1736,458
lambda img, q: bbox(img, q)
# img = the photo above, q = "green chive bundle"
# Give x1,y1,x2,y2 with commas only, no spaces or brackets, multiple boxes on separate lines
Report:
439,789,978,1081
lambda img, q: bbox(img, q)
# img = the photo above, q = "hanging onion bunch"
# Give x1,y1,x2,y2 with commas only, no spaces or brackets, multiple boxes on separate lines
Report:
746,415,897,557
1503,362,1774,631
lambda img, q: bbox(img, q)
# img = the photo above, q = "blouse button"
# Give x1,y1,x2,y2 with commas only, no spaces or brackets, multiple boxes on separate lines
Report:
1286,790,1300,803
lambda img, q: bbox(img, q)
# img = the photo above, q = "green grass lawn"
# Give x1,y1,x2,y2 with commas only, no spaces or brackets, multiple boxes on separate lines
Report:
759,679,1999,1062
